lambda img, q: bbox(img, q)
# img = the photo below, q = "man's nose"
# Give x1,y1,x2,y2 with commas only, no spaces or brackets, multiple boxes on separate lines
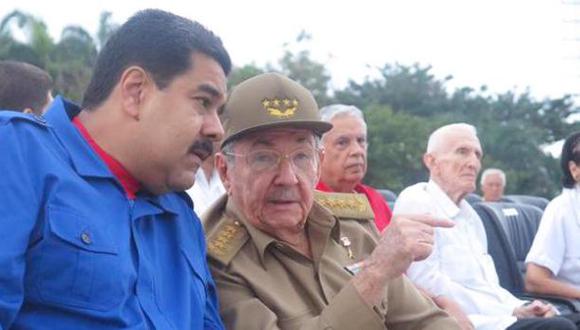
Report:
203,111,225,142
349,141,366,156
466,153,481,169
274,157,299,185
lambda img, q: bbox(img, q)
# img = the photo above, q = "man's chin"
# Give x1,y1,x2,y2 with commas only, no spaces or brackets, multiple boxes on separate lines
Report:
170,174,197,192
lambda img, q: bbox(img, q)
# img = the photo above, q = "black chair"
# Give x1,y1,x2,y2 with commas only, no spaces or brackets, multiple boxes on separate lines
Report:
465,193,483,205
473,202,580,313
378,189,397,210
504,194,549,211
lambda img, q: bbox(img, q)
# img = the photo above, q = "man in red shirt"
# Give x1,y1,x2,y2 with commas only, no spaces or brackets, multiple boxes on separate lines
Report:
316,104,392,231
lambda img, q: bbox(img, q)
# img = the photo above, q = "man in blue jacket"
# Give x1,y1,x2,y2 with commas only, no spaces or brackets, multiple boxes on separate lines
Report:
0,9,230,329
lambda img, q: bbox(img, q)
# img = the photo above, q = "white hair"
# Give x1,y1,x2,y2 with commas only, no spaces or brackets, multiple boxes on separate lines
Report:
480,168,506,186
426,123,478,154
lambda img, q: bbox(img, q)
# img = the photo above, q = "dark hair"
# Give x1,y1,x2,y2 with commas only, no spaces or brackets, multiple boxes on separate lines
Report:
0,60,53,114
82,9,231,109
560,131,580,188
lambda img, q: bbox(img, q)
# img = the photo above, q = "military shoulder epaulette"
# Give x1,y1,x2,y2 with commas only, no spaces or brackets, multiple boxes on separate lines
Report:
314,191,374,220
206,217,249,266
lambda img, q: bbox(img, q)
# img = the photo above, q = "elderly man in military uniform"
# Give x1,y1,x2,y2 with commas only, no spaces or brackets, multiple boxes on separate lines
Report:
203,72,460,329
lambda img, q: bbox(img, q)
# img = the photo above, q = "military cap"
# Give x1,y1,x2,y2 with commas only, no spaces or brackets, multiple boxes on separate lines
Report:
221,72,332,147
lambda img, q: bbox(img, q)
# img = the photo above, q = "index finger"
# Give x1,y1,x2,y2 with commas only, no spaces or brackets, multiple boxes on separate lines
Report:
396,214,455,228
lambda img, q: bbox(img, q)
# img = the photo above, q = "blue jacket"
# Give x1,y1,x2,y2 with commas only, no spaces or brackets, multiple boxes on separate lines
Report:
0,97,224,329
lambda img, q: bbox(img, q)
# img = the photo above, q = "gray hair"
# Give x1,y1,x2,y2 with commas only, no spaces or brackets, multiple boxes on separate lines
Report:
480,168,506,186
319,104,367,137
426,123,477,154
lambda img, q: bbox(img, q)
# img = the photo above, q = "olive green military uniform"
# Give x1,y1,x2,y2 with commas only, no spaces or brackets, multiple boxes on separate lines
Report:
204,192,458,329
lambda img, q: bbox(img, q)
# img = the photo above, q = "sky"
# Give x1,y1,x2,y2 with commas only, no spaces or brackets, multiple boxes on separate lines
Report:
1,0,580,101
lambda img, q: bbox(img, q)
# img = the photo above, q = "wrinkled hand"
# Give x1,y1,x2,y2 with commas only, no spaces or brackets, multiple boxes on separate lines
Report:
352,214,454,306
368,214,454,280
513,300,557,319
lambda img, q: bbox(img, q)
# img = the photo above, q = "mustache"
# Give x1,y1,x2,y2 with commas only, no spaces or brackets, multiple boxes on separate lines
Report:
268,188,300,202
189,139,214,161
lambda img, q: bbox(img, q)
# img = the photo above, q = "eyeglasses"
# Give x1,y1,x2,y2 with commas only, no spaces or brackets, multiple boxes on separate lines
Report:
224,147,319,174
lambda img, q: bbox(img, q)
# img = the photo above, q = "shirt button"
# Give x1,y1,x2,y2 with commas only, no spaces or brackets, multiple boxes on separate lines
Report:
81,232,92,245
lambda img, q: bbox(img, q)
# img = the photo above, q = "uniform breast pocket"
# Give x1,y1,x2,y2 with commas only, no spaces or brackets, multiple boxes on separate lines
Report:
32,206,123,311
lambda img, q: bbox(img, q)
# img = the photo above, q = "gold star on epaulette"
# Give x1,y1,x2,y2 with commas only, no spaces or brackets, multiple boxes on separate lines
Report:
207,220,249,265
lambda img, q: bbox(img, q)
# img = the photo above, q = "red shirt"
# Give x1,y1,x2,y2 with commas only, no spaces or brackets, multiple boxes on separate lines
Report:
316,181,392,232
73,117,140,199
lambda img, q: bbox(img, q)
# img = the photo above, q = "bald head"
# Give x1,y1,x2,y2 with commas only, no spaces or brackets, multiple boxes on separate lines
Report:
426,123,478,154
423,123,482,204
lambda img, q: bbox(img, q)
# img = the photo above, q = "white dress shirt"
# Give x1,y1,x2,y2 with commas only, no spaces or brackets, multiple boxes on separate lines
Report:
394,180,524,330
526,186,580,288
186,169,226,217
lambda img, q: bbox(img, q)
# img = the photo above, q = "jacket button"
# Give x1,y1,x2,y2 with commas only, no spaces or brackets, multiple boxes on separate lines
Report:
81,232,92,245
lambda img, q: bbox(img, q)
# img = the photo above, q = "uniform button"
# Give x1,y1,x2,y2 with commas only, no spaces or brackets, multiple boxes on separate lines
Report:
81,232,92,245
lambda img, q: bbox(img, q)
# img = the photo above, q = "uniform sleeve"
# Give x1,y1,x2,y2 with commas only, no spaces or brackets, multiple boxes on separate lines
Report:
211,265,386,330
525,199,566,275
385,276,460,330
0,121,42,328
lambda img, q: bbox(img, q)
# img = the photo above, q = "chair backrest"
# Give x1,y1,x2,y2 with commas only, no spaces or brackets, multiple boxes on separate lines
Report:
504,194,549,211
378,189,397,203
474,202,580,313
473,202,526,294
465,193,482,205
485,203,542,271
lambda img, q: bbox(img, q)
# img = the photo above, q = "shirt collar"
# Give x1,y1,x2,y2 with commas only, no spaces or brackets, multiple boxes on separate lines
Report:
225,198,338,266
426,180,462,219
426,180,476,223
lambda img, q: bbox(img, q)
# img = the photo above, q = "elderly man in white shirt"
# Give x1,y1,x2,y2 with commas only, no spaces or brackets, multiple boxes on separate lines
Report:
394,123,578,330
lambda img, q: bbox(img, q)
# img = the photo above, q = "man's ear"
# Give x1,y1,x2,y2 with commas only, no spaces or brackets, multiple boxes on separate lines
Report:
215,153,231,193
119,66,151,119
569,161,580,182
423,153,435,172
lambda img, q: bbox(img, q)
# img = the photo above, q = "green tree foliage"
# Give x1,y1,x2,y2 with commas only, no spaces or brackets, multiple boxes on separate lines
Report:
228,63,264,89
349,67,580,198
1,14,576,197
0,10,111,102
364,105,445,193
96,12,119,50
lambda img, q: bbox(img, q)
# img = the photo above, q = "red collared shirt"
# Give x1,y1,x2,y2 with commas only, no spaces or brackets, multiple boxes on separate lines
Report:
73,117,140,199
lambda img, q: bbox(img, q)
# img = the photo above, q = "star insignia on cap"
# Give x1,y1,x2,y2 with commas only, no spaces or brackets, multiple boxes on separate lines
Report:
262,97,299,119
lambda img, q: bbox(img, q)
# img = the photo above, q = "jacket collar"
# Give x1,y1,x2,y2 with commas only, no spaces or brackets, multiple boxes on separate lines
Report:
43,96,179,216
226,199,338,266
44,96,112,179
